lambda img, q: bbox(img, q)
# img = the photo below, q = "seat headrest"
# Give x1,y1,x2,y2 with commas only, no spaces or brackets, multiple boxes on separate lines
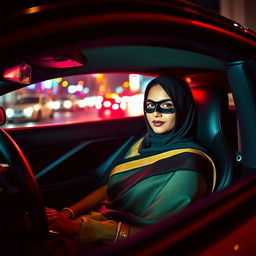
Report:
191,87,233,191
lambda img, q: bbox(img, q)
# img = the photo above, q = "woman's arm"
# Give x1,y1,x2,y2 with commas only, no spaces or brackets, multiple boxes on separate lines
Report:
61,185,108,219
78,213,140,243
46,208,140,243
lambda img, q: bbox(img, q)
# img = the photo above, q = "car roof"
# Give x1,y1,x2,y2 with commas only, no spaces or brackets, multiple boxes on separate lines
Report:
0,0,255,94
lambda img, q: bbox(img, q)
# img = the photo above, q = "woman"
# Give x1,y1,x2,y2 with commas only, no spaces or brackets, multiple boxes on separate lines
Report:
45,75,216,252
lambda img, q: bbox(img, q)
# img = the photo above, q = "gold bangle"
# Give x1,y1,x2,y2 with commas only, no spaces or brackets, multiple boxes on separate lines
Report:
113,222,122,243
114,222,130,243
118,223,130,240
62,207,75,219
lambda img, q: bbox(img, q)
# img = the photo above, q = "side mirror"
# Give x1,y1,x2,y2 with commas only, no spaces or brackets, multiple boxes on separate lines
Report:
0,107,6,126
3,63,32,85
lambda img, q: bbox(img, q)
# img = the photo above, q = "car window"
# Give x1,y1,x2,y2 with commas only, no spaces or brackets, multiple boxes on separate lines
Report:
2,73,155,128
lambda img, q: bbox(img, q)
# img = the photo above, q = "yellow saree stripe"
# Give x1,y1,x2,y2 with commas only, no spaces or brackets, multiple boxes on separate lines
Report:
125,137,144,158
110,148,216,192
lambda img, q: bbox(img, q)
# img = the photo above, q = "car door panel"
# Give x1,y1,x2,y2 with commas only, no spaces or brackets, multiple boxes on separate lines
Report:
5,116,145,208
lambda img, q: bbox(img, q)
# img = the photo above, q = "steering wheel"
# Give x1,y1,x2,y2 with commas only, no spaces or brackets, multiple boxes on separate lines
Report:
0,128,48,245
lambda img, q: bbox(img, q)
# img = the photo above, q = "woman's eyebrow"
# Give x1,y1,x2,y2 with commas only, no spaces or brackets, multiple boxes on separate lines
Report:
146,99,173,102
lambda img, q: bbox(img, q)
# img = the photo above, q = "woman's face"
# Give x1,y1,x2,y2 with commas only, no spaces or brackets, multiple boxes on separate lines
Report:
145,84,176,134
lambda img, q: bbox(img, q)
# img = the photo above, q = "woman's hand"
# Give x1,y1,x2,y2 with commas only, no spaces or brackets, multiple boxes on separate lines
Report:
59,208,74,219
45,207,81,237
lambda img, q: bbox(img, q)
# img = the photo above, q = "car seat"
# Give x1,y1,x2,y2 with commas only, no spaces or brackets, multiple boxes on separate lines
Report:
191,86,233,191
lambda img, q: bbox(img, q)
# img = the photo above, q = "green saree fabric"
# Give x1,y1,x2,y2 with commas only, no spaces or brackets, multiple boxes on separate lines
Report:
99,146,215,226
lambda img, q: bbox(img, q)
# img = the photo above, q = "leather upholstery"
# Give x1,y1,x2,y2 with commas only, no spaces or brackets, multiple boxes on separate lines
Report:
191,87,233,191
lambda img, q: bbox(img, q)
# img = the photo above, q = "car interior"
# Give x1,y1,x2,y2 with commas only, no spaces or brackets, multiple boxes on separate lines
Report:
2,52,240,249
2,46,238,209
0,45,240,256
1,1,255,254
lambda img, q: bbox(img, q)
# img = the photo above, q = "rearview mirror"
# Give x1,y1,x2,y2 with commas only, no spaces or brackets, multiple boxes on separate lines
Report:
3,63,32,85
0,107,6,126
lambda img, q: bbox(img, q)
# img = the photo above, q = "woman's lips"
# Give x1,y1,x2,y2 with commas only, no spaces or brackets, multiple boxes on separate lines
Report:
153,120,165,127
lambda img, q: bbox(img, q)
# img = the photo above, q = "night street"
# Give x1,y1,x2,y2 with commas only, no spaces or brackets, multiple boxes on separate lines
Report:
3,109,101,128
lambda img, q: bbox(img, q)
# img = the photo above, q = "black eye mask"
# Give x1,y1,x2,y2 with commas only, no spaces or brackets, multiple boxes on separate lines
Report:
144,99,175,114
